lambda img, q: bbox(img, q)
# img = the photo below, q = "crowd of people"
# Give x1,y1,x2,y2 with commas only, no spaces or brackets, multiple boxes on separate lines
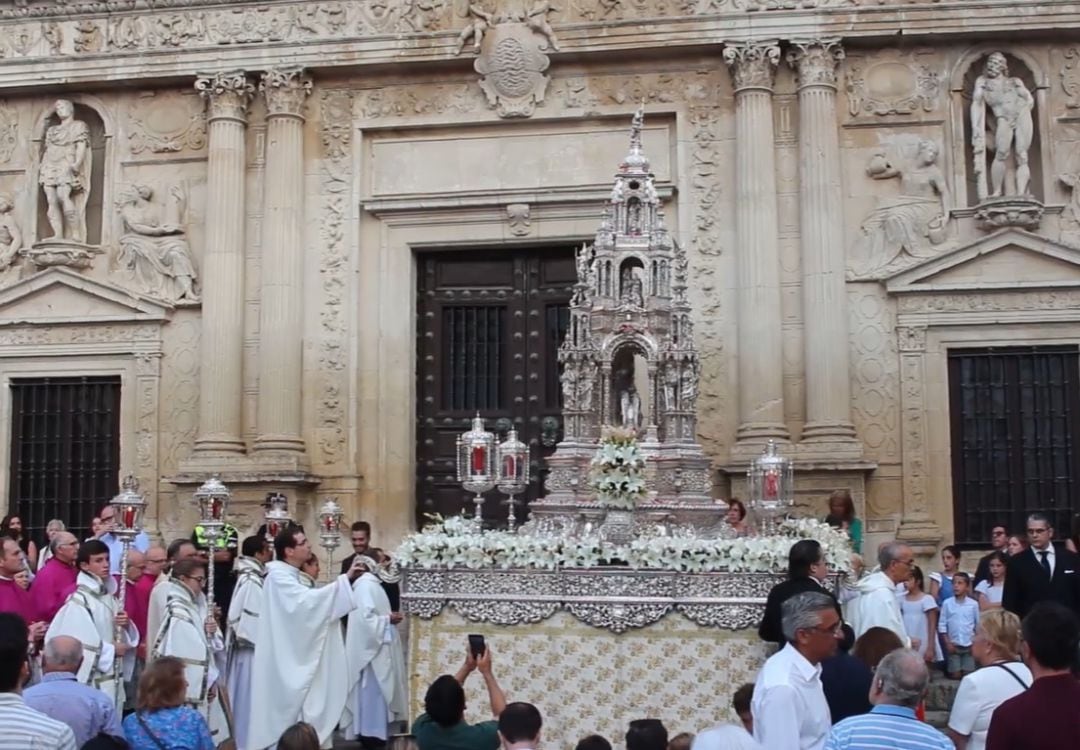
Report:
0,509,407,750
3,503,1080,750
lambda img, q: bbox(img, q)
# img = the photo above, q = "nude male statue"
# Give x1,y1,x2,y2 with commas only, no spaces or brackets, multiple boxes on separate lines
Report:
970,52,1035,200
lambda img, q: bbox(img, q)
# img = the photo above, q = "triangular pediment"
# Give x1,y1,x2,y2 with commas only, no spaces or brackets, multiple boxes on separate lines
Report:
885,229,1080,294
0,268,172,326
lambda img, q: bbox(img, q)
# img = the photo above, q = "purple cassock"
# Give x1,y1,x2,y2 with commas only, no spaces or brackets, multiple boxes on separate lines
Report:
33,558,78,624
0,575,35,624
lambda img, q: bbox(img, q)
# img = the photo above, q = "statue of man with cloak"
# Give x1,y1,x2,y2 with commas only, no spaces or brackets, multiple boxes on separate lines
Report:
340,555,408,744
245,526,367,750
225,535,272,750
152,557,231,745
45,539,139,708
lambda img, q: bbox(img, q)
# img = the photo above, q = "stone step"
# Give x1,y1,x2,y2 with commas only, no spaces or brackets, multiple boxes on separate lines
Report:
925,673,962,712
924,710,951,730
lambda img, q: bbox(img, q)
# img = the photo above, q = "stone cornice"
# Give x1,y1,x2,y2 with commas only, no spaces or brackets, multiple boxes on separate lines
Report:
0,1,1079,90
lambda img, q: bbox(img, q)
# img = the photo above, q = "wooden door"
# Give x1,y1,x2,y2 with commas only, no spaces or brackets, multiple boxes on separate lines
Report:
416,247,575,527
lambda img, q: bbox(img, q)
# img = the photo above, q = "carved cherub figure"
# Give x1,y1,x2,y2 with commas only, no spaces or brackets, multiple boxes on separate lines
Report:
525,1,560,51
454,3,492,54
0,195,23,273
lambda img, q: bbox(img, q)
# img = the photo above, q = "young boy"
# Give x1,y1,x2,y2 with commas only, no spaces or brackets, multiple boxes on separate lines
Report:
938,571,980,679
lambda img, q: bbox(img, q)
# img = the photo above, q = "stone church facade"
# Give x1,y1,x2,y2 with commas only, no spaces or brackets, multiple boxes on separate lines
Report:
1,0,1078,556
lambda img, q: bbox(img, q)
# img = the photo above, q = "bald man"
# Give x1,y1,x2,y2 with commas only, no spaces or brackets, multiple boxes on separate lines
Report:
24,635,125,748
33,532,79,624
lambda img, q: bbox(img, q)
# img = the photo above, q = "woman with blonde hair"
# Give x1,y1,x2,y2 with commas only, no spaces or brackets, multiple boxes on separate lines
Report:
946,609,1031,750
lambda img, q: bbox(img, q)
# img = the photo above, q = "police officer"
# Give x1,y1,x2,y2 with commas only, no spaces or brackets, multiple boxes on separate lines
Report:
191,520,239,628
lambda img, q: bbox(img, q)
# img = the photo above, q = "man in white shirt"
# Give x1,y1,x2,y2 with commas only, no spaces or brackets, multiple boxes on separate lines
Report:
498,702,542,750
752,591,843,750
846,541,912,646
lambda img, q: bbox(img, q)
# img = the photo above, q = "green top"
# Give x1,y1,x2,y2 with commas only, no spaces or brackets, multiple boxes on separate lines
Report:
412,714,499,750
848,517,863,554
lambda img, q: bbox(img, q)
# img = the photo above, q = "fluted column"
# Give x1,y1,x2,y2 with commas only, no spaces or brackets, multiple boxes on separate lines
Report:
788,40,862,457
192,71,254,455
724,41,791,453
253,67,312,458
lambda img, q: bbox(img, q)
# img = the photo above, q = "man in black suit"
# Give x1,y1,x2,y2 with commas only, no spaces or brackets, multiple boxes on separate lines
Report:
339,520,401,612
1003,512,1080,619
759,539,840,643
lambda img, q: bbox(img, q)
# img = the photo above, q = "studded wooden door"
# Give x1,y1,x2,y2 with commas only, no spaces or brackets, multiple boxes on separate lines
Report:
416,247,575,528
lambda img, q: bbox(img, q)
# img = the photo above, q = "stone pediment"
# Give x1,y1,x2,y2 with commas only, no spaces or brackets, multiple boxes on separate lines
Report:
0,268,172,326
885,229,1080,294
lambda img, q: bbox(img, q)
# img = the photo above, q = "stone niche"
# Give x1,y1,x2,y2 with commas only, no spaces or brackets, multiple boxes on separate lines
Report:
36,101,107,244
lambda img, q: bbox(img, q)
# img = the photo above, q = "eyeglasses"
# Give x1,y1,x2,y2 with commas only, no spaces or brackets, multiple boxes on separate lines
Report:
896,558,915,567
808,622,844,635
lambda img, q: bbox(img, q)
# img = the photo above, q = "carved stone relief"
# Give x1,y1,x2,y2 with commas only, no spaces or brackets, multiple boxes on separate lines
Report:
506,203,531,236
355,84,477,119
848,285,900,463
845,51,942,118
160,314,200,475
73,19,103,52
126,92,207,156
0,195,25,286
849,134,951,279
1061,47,1080,108
114,182,200,304
0,102,17,163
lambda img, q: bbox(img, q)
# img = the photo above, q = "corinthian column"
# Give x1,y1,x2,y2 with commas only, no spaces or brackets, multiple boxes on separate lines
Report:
723,41,791,455
253,67,312,460
192,71,254,455
787,40,862,458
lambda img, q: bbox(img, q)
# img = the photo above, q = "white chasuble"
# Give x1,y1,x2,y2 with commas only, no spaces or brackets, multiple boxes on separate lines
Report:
225,556,265,750
244,560,355,750
341,571,408,741
46,571,138,708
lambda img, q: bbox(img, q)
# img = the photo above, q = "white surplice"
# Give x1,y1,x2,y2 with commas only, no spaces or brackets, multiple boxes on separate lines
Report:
244,560,355,750
340,571,408,741
145,571,170,650
45,570,139,709
153,579,231,744
225,556,265,750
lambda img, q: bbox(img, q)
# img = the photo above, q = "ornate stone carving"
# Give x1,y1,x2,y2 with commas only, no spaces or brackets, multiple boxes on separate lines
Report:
897,326,927,353
73,19,103,52
973,197,1044,231
0,102,17,163
849,135,950,279
722,41,780,92
109,13,205,49
458,3,558,118
506,203,531,236
787,39,845,89
127,92,207,155
1058,166,1080,226
205,7,293,45
38,98,91,244
1062,48,1080,108
194,71,254,122
971,52,1035,200
845,56,942,117
0,195,24,285
115,183,200,304
355,84,476,119
898,290,1080,314
260,67,313,118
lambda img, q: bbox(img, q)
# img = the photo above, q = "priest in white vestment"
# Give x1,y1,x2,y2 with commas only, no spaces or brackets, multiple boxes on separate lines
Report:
226,536,272,750
45,539,139,709
153,557,231,744
146,538,198,649
245,527,368,750
341,556,408,743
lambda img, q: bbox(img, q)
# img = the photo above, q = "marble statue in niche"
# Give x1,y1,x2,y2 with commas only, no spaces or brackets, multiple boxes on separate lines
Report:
116,183,200,303
39,99,91,243
971,52,1035,200
0,195,24,282
663,365,680,412
620,385,642,431
620,265,644,308
850,135,950,277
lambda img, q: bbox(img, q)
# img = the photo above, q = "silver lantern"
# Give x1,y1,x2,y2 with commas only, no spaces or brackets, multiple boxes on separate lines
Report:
456,413,496,521
110,474,147,705
747,440,794,535
192,477,231,618
317,497,344,581
495,428,530,531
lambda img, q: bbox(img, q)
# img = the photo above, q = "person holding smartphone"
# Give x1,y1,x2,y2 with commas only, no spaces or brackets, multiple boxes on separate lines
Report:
412,636,508,750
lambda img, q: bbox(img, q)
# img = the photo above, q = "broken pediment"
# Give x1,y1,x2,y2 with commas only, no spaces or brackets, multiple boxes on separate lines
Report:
885,229,1080,294
0,268,172,326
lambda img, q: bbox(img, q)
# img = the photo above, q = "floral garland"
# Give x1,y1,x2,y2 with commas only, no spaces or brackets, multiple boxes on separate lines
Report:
588,426,647,509
395,515,853,575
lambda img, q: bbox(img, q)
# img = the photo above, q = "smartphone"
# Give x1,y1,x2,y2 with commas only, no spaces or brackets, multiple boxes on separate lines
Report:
468,633,486,658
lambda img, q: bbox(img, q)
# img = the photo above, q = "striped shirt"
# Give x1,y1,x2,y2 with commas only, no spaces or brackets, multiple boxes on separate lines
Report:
825,704,953,750
0,692,78,750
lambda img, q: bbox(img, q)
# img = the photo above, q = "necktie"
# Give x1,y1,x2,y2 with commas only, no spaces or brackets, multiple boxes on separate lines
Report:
1039,550,1052,578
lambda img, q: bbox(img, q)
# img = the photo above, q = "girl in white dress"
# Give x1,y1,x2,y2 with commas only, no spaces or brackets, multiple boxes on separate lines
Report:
900,565,939,663
974,551,1007,610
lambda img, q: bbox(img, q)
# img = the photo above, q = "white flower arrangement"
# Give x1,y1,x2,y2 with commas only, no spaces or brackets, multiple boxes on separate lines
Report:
588,426,647,510
395,515,853,575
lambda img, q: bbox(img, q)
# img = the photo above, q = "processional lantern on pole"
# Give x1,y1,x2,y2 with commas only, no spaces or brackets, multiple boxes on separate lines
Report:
456,413,496,522
747,440,794,535
193,477,230,618
264,492,292,556
317,497,344,581
495,428,530,531
110,473,146,703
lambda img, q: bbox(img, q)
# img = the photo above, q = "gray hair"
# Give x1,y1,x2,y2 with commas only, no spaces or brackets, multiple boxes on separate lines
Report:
780,591,836,642
43,636,84,670
45,519,65,532
877,541,908,570
1026,512,1052,528
874,648,928,708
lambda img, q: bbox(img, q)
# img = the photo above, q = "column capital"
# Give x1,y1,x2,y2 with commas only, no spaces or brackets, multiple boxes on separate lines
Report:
722,41,781,93
195,70,255,123
260,67,313,119
786,39,845,90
